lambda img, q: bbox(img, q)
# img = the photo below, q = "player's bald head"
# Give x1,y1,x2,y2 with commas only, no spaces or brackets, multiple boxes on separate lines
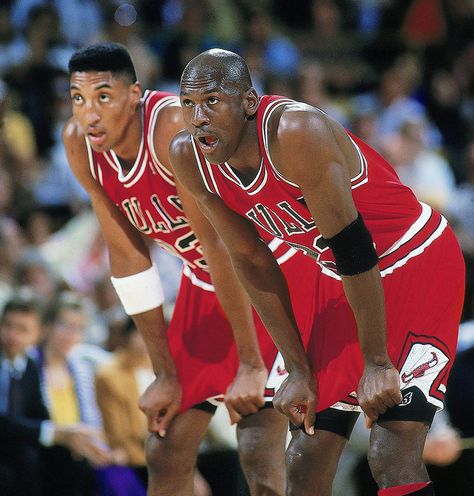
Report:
181,49,253,95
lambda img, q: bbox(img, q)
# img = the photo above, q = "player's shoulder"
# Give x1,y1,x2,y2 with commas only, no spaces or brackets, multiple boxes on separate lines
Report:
62,116,85,148
274,100,329,138
169,129,194,161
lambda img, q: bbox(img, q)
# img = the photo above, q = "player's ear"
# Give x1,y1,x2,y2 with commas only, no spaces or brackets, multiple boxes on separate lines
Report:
129,81,142,110
243,88,258,119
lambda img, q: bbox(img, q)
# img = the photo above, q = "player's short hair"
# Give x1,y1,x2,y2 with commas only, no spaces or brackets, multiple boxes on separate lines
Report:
68,42,137,84
181,49,253,95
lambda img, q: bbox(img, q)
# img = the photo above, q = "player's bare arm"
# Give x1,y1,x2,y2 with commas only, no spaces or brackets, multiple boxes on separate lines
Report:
157,108,273,423
63,119,181,436
169,131,272,422
170,130,317,431
270,106,402,422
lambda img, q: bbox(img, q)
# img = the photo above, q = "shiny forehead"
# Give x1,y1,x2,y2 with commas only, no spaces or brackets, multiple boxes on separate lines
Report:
180,49,251,96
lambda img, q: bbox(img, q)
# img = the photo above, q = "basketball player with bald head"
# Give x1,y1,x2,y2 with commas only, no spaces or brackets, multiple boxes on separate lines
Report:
62,42,317,496
169,48,465,496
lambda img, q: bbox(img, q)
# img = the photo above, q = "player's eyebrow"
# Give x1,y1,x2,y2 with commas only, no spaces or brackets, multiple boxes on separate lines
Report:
180,85,220,96
70,83,113,91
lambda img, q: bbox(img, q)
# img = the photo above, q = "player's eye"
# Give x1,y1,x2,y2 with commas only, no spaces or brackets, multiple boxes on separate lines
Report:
99,94,111,102
72,94,83,104
208,96,219,105
182,99,193,108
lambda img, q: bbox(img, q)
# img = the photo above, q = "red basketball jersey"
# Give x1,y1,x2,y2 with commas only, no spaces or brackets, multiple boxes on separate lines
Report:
86,90,211,283
192,95,448,280
191,94,464,412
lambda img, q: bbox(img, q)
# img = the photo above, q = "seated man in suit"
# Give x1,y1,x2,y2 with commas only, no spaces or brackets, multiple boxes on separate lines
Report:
0,295,112,496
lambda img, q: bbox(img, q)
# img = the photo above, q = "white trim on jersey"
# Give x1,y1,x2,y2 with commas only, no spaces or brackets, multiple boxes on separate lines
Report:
182,264,215,292
84,137,99,182
261,99,301,188
191,138,221,196
380,214,447,277
381,202,432,258
147,95,180,187
267,237,298,265
108,104,146,185
347,136,368,188
220,158,268,195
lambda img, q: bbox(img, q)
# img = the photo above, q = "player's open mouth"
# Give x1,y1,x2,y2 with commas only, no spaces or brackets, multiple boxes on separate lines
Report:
88,130,106,146
196,134,219,153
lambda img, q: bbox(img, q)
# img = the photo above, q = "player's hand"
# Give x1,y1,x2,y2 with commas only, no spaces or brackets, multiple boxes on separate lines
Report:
273,367,317,435
357,359,402,425
138,373,182,438
224,363,267,424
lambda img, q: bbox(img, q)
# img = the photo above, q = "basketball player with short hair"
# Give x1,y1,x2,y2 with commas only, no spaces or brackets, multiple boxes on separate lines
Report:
169,48,465,496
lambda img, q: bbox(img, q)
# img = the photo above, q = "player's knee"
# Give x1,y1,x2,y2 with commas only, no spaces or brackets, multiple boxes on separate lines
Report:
286,443,331,496
146,434,195,480
367,440,424,487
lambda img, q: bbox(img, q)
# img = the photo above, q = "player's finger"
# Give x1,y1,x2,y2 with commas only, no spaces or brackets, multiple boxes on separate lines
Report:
157,407,177,437
363,407,378,426
225,402,243,425
365,415,374,429
303,401,316,436
237,398,261,416
391,389,403,405
145,412,161,434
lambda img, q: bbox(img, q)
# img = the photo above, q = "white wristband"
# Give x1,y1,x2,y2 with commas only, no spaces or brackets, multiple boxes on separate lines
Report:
110,264,164,315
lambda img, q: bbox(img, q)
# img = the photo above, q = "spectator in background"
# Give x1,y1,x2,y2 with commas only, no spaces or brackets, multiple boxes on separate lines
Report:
0,79,39,220
353,53,441,149
95,317,152,487
34,291,112,496
9,0,103,48
381,119,456,213
13,249,62,305
297,0,372,94
94,3,161,90
445,137,474,322
4,4,73,157
0,295,112,496
157,0,219,91
297,59,349,126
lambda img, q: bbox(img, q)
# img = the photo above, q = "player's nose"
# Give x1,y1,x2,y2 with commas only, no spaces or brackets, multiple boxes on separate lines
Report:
191,104,209,127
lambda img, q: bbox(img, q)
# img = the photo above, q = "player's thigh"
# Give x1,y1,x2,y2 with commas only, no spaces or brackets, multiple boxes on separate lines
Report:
146,403,214,470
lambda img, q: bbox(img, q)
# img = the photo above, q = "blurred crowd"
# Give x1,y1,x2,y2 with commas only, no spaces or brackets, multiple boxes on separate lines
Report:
0,0,474,495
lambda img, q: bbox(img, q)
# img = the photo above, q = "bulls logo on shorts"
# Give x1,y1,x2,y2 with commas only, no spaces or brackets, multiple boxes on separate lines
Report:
397,332,450,410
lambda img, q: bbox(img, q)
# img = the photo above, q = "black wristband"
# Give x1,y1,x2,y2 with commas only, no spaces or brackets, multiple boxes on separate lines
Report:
324,213,378,276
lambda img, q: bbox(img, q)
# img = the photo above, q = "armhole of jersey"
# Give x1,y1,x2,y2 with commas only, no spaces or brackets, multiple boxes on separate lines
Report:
260,98,300,188
190,138,220,196
84,136,102,186
347,135,368,189
147,95,180,187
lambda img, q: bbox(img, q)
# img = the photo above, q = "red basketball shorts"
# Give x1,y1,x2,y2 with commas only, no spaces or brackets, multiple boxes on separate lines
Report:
168,249,318,412
305,226,465,413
